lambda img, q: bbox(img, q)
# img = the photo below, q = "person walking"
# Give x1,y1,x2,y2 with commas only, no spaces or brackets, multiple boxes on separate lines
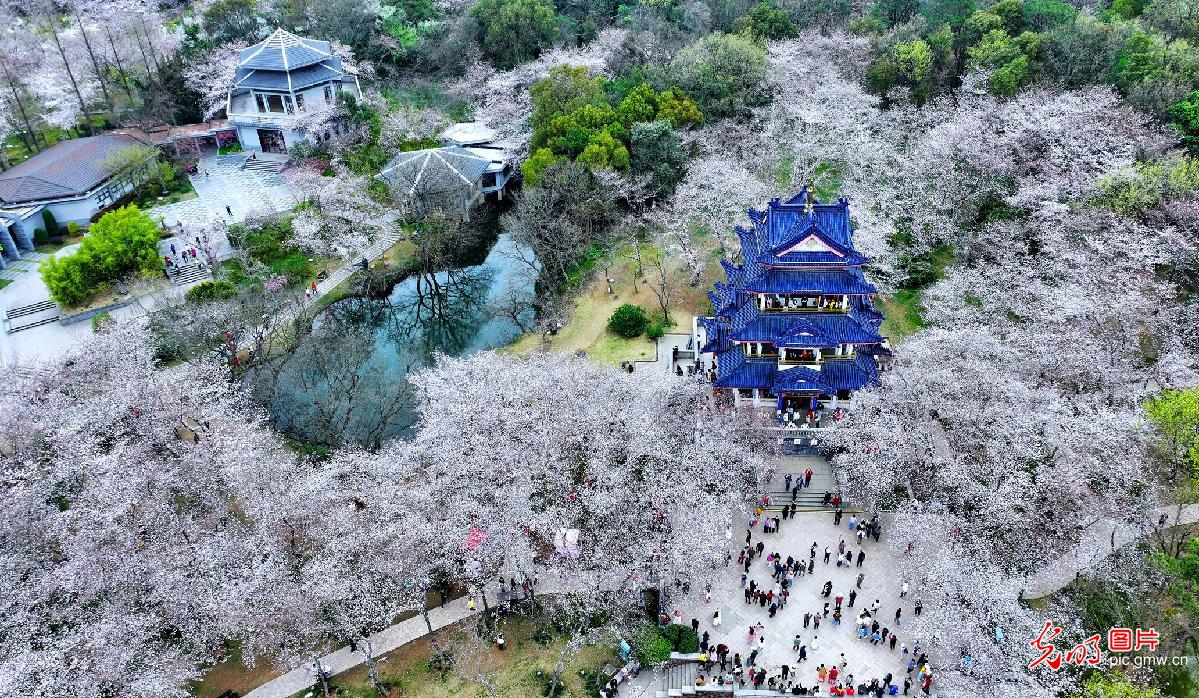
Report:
856,572,865,589
834,508,843,526
900,582,909,598
692,618,700,633
785,473,793,491
848,589,857,607
713,609,722,627
856,550,866,568
805,468,813,486
225,205,233,217
889,633,898,650
824,547,831,564
496,633,506,651
894,608,902,626
822,580,833,597
914,599,923,616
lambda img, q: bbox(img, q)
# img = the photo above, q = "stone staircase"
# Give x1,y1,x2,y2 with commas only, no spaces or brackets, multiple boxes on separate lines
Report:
242,153,287,174
761,454,851,513
653,660,733,697
170,262,213,286
4,298,60,333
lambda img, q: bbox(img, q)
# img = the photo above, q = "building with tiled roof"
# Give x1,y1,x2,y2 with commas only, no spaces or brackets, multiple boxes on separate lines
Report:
226,28,362,153
0,134,155,269
696,185,888,417
376,140,512,217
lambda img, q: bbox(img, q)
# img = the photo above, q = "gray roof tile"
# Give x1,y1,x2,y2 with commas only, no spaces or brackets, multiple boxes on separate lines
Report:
377,147,492,195
0,135,149,206
239,29,333,72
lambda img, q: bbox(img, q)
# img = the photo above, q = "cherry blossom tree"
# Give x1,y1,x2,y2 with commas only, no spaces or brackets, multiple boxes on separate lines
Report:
184,40,248,120
0,325,295,697
284,162,389,258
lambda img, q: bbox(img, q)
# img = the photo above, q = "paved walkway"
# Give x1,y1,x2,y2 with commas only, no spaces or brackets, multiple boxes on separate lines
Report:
244,600,484,698
1023,503,1199,598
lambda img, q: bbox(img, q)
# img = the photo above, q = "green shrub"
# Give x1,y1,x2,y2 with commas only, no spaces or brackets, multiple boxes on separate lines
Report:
427,647,455,675
90,312,111,332
631,628,673,664
1170,91,1199,153
185,280,238,303
608,304,650,338
66,221,80,237
733,1,797,41
39,206,162,307
646,323,666,340
33,227,50,246
41,209,60,237
660,623,699,653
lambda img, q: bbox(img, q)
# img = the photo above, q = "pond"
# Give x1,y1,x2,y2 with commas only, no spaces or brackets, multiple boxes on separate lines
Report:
259,232,537,448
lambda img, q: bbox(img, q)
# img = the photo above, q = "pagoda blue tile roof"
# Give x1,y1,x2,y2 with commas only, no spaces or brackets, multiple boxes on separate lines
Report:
703,186,887,398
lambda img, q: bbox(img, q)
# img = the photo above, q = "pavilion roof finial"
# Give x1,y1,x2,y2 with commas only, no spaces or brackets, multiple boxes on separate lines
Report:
803,181,815,216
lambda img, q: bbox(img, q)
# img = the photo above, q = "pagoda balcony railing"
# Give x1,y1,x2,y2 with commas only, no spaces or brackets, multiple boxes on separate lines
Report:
759,304,851,313
778,356,820,366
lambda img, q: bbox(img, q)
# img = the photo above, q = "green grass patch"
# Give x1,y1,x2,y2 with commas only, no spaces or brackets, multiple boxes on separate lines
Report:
586,332,657,366
776,152,796,190
813,160,845,201
218,142,243,155
564,244,606,288
0,278,11,291
879,289,926,341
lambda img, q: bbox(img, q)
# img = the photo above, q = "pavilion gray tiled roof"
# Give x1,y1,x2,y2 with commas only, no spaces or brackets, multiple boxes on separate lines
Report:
377,147,491,195
0,134,149,206
238,29,334,72
236,61,344,91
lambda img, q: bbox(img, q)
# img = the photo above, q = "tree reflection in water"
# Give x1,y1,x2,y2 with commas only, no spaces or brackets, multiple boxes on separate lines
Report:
257,235,535,449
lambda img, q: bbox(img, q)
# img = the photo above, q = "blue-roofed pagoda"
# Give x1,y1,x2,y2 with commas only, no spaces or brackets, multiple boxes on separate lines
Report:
698,185,886,417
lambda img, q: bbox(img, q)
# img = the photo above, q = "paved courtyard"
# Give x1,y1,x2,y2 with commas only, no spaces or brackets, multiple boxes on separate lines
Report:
151,151,296,229
656,465,938,694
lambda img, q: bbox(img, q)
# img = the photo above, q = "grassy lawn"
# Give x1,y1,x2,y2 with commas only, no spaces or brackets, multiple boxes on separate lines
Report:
506,241,716,365
878,289,926,342
0,279,11,291
324,614,619,698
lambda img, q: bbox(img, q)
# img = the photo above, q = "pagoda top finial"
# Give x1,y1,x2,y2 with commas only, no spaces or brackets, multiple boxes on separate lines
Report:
803,182,815,216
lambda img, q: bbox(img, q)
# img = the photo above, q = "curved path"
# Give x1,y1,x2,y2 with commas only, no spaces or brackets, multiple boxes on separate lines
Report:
1023,503,1199,599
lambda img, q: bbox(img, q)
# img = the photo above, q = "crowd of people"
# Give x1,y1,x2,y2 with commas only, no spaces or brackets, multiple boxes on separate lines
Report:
665,471,936,697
